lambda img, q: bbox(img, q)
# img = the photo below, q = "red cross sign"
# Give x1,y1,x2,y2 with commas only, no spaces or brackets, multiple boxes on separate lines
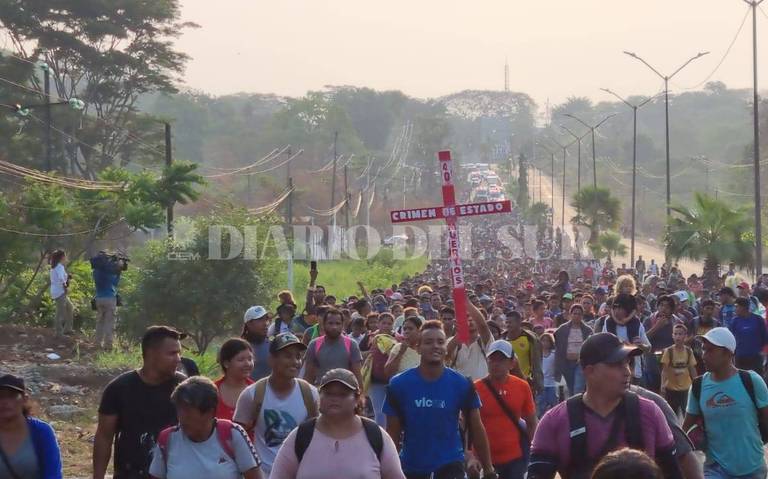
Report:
389,150,512,343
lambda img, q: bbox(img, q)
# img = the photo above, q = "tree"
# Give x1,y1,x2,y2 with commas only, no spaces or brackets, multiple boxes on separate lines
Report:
570,186,621,245
666,193,753,287
121,208,281,352
589,231,627,262
0,0,197,174
525,202,549,229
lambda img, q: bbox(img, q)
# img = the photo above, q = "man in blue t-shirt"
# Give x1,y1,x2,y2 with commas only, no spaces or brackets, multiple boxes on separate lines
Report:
684,327,768,479
728,297,768,375
384,320,495,479
717,287,737,329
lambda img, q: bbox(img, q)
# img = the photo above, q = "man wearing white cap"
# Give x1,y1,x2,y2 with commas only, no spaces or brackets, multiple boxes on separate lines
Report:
475,340,537,479
242,305,272,381
683,327,768,479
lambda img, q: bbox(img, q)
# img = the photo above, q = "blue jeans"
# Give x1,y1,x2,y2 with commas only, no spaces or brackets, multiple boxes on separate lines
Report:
562,360,585,395
536,386,558,417
494,458,527,479
704,462,767,478
369,382,387,427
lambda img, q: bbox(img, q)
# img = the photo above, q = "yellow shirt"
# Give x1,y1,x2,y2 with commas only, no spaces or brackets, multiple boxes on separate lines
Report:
388,343,421,373
660,345,696,391
509,335,532,379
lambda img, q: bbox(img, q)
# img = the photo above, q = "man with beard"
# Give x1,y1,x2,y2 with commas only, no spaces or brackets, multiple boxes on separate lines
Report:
384,320,496,479
242,306,273,381
303,308,363,390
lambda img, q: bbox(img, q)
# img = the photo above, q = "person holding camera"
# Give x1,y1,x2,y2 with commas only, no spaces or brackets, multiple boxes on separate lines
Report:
91,251,127,350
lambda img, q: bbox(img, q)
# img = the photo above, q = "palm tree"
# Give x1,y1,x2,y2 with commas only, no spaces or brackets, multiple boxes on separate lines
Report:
666,193,753,287
525,202,550,229
593,230,628,263
570,186,621,245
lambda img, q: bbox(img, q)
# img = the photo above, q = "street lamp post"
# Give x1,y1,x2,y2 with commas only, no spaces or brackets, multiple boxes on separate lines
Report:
536,142,556,229
601,88,654,268
744,0,764,275
623,50,709,221
560,126,589,196
564,112,617,188
550,138,577,231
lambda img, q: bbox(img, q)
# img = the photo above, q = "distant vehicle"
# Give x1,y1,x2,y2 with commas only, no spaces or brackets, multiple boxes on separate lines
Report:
489,191,504,201
383,234,408,246
486,176,502,186
489,185,502,194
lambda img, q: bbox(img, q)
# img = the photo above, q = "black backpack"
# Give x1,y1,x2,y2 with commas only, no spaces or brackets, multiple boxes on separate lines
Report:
566,392,644,479
294,417,383,462
691,370,768,444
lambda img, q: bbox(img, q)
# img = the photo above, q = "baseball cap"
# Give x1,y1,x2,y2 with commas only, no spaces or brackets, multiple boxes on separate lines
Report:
391,292,403,301
737,281,751,290
563,293,574,300
0,374,25,394
269,333,307,354
243,305,268,323
579,332,643,367
673,290,689,303
698,327,736,354
485,339,516,359
318,368,359,392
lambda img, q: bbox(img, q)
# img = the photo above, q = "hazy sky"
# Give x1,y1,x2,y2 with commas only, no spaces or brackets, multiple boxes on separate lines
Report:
177,1,765,106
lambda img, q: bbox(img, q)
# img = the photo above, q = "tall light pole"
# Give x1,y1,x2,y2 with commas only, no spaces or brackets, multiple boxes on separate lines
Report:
601,88,654,268
745,0,764,275
550,138,577,231
623,50,709,222
536,142,556,229
564,112,617,188
560,126,589,197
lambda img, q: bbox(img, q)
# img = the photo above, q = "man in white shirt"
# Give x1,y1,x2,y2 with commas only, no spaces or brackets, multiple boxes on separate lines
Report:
234,333,319,478
49,249,73,337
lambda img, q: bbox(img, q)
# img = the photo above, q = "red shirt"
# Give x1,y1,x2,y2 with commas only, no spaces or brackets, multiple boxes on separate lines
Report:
475,375,535,464
214,376,254,421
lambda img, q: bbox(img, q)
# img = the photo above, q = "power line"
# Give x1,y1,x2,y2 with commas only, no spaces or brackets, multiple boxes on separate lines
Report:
0,217,124,237
672,6,751,90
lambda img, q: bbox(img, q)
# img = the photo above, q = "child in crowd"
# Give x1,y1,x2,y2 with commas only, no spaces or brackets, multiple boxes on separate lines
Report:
660,323,697,417
537,332,558,417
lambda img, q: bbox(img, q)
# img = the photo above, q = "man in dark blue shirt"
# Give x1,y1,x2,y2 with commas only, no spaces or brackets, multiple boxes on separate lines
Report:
728,297,768,375
384,320,496,479
91,252,126,350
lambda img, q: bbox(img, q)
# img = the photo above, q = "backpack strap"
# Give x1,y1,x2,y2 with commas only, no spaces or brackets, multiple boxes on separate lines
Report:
294,418,318,463
739,370,757,405
692,376,703,404
157,425,179,464
314,335,326,354
566,394,588,472
215,419,236,460
623,392,644,450
250,378,269,429
343,335,351,355
297,378,319,418
360,417,384,460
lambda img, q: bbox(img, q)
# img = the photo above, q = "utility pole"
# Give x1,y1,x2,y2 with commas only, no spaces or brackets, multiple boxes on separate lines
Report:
746,0,764,275
601,88,653,268
43,63,52,172
165,122,173,237
366,156,372,228
330,131,338,211
287,173,294,293
344,163,350,229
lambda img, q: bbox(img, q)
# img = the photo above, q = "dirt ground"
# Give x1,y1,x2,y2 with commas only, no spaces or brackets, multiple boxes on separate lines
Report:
0,324,122,478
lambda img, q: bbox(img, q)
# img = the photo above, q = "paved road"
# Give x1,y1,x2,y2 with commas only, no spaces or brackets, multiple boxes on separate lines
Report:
527,167,703,277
